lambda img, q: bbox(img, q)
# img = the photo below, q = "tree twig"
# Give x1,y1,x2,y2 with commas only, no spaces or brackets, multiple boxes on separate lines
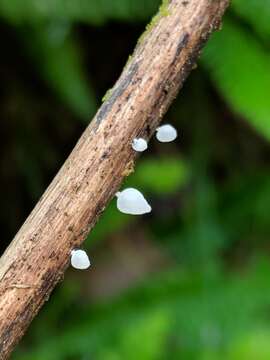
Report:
0,0,229,357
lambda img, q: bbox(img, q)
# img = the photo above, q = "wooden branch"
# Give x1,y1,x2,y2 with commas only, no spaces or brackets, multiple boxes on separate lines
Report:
0,0,229,357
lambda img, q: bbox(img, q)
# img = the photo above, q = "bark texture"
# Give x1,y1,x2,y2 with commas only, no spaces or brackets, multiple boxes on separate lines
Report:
0,0,229,357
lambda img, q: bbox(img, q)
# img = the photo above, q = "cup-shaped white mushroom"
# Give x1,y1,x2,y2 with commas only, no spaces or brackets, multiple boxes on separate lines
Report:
156,124,177,142
132,138,148,152
116,188,151,215
71,249,91,270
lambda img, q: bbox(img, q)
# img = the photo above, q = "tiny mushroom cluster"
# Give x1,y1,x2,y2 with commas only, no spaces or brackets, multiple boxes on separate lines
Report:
70,123,178,270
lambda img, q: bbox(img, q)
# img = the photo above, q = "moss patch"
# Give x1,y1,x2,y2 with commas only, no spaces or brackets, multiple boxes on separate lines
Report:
124,55,133,71
102,88,113,103
138,0,170,45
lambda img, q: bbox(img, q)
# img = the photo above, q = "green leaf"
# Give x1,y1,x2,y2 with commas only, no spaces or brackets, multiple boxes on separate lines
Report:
126,157,189,194
0,0,159,25
202,19,270,141
96,309,170,360
227,330,270,360
232,0,270,39
22,23,96,121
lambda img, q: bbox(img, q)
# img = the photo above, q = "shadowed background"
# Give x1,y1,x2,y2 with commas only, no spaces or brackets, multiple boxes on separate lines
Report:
0,0,270,359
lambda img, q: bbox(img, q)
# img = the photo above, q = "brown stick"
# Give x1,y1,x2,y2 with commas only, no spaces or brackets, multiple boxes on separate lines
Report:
0,0,229,357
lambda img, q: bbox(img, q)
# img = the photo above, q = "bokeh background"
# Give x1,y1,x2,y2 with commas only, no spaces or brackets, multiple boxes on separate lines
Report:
1,0,270,359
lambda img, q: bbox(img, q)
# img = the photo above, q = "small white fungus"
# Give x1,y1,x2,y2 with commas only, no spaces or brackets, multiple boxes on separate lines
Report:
132,138,148,152
156,124,178,142
116,188,151,215
71,249,91,270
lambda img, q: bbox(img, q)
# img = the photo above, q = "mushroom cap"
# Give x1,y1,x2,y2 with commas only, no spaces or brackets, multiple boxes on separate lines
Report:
71,249,91,270
116,188,151,215
156,124,177,142
132,138,148,152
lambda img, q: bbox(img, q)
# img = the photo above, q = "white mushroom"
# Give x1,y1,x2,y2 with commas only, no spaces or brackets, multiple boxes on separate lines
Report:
71,249,91,270
156,124,178,142
116,188,151,215
132,138,148,152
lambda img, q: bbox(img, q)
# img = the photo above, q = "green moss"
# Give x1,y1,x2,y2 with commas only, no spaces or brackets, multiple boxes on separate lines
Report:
102,88,113,102
138,0,170,44
124,54,133,71
159,0,170,16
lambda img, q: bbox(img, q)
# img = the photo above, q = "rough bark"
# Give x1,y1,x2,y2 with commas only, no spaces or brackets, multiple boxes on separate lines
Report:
0,0,229,357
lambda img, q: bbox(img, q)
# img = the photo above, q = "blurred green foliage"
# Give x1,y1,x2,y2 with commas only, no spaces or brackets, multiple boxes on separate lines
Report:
0,0,270,359
202,19,270,140
0,0,158,25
